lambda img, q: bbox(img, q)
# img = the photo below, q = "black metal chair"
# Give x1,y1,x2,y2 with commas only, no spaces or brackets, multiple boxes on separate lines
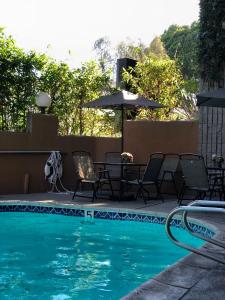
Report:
180,153,203,160
179,154,212,205
72,151,114,202
207,166,225,200
105,152,121,179
103,152,122,193
158,153,180,198
121,152,164,203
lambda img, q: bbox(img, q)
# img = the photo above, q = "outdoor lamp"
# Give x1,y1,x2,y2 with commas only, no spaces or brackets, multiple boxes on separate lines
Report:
35,92,51,114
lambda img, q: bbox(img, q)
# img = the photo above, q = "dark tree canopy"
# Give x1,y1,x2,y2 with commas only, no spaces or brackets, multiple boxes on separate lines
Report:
161,22,200,81
199,0,225,85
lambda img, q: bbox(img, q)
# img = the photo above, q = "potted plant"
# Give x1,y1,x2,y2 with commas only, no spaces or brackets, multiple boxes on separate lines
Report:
212,154,224,168
121,152,133,163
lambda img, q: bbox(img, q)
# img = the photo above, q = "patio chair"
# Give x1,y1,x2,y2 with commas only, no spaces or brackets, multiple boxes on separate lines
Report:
121,152,164,203
158,153,180,198
178,154,212,205
105,152,121,180
180,153,203,160
72,151,114,202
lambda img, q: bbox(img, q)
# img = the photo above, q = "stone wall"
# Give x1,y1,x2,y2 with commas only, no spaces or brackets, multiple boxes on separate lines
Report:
124,120,199,163
0,114,199,194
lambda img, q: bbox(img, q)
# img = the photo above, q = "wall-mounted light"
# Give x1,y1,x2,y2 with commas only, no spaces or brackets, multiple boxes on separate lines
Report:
35,92,52,114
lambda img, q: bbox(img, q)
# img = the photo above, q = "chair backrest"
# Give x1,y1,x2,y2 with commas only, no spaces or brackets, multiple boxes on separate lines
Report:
180,155,209,189
158,153,180,180
180,153,203,160
143,153,164,182
72,151,96,181
105,152,121,178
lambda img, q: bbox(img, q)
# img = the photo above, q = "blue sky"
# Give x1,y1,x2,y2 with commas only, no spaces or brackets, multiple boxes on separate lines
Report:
0,0,199,67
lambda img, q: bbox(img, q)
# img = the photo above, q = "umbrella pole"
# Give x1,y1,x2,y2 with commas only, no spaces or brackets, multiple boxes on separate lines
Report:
121,105,124,153
120,106,124,199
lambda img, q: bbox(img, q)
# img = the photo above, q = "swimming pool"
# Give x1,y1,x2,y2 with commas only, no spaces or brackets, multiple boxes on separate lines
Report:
0,204,213,299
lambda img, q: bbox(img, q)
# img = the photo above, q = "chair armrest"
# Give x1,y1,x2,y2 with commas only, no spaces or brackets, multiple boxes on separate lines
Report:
124,167,138,180
97,169,110,179
98,169,109,174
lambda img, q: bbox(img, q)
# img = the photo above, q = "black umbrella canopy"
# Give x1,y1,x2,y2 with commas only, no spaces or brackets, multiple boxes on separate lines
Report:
82,90,164,109
82,90,163,153
196,88,225,107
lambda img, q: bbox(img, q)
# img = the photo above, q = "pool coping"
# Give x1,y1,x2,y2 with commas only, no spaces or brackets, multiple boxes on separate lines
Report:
121,213,225,300
0,200,223,300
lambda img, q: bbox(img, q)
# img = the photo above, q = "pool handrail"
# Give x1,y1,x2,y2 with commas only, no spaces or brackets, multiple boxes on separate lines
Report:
165,200,225,265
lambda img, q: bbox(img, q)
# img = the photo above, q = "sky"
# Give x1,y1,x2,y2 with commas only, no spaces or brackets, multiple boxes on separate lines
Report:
0,0,200,68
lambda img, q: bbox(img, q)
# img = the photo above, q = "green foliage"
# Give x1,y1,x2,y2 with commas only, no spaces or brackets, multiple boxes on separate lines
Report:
0,29,115,135
147,36,168,59
0,29,47,131
182,78,199,94
65,61,112,136
93,37,113,72
161,22,200,81
39,60,114,136
199,0,225,84
176,93,198,120
0,23,200,134
116,38,147,61
38,60,78,134
123,54,184,120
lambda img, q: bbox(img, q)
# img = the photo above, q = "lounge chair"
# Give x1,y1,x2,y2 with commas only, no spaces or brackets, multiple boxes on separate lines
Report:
121,152,164,203
158,153,180,198
178,154,212,205
72,151,114,202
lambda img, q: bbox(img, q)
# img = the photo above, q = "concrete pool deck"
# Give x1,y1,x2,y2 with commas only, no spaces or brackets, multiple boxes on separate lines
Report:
0,193,225,300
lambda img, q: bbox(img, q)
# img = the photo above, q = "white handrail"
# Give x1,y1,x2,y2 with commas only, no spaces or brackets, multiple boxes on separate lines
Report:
165,200,225,265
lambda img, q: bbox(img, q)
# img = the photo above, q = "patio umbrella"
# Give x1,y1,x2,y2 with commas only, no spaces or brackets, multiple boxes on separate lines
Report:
82,90,164,153
196,88,225,107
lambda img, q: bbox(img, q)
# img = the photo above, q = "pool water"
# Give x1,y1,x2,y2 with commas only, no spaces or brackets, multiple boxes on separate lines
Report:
0,212,203,299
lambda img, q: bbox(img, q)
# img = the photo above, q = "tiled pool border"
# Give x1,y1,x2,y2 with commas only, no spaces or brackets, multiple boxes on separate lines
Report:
0,202,214,238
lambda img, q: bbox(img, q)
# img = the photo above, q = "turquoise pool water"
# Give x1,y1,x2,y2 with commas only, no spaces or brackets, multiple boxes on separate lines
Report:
0,212,203,299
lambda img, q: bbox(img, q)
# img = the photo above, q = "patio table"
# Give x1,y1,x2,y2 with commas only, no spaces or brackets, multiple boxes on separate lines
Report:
93,161,146,200
207,167,225,200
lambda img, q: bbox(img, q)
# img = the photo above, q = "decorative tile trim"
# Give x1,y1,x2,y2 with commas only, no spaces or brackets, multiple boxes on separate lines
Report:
0,204,214,238
0,204,84,217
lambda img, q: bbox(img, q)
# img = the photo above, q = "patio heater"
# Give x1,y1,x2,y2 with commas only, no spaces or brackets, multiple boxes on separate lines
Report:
82,58,163,153
116,58,137,149
35,92,52,114
116,58,137,90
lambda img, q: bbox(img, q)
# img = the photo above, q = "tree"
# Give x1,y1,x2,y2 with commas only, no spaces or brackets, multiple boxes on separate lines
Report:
199,0,225,86
161,22,200,82
72,61,112,136
175,93,198,120
0,29,115,136
93,37,114,73
147,36,167,58
123,54,184,120
0,28,47,131
39,60,114,136
116,38,147,61
38,60,79,135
